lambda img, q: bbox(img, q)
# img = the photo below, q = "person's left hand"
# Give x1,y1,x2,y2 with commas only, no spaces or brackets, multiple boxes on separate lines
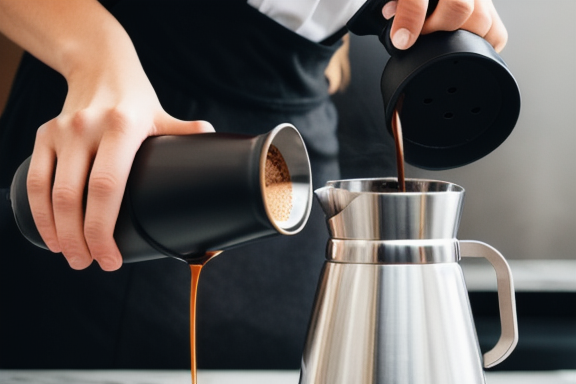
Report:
381,0,508,52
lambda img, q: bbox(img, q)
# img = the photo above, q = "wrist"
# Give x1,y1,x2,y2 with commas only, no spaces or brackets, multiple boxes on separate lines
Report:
61,24,142,84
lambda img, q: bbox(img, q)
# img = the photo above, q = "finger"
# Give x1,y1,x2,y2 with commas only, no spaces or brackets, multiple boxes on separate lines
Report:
382,0,398,20
153,116,215,136
482,7,508,52
84,129,139,271
422,0,475,34
389,0,428,50
457,0,493,38
27,127,60,253
51,147,94,270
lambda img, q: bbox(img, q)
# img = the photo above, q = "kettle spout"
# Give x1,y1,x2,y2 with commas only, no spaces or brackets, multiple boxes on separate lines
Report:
314,185,361,220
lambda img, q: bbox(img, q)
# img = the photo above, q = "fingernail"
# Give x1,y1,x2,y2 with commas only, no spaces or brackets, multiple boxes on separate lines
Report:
382,1,397,19
392,28,412,50
197,120,215,133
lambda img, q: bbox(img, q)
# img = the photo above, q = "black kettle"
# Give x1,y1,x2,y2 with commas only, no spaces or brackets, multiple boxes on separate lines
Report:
347,0,521,169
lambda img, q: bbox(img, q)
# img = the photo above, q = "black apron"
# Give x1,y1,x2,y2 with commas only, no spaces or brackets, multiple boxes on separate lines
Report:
0,1,342,369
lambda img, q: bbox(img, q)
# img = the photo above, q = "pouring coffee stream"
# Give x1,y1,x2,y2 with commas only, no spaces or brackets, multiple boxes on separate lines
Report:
187,251,221,384
391,95,406,191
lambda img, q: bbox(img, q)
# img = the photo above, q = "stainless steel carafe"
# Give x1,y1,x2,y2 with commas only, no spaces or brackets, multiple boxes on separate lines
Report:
299,178,518,384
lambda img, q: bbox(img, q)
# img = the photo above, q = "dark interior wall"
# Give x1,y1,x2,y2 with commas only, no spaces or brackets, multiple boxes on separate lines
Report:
332,35,396,179
0,33,23,116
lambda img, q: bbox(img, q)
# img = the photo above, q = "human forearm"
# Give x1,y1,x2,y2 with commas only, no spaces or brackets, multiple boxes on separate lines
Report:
0,0,140,81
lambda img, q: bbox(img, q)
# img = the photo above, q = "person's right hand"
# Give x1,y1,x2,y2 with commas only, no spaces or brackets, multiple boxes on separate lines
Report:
382,0,508,52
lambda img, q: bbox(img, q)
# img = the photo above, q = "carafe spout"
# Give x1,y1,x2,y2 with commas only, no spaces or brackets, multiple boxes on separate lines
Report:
314,185,361,220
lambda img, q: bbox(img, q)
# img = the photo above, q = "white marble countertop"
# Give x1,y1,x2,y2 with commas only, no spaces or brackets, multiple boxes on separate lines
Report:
2,370,576,384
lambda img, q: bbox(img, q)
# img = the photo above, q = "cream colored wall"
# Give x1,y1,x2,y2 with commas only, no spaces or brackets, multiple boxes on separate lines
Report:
407,0,576,259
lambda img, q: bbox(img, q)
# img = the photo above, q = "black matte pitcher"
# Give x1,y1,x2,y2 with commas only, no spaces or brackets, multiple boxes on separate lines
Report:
10,123,312,263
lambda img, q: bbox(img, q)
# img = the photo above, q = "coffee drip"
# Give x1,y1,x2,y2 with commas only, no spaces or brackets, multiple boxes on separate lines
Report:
188,252,221,384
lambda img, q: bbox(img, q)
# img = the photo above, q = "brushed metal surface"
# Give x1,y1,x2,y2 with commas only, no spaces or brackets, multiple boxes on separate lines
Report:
327,238,460,264
299,262,486,384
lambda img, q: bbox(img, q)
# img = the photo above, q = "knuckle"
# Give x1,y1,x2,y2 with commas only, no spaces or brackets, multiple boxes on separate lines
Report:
471,10,493,36
69,110,91,135
35,122,53,141
447,0,474,19
103,107,133,135
52,184,81,211
26,172,48,195
83,219,109,245
88,171,120,197
32,209,54,231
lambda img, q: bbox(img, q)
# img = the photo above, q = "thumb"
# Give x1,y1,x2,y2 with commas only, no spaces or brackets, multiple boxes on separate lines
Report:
153,114,215,136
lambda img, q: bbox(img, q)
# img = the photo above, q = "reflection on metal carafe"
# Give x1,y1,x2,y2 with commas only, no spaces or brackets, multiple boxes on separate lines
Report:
299,179,518,384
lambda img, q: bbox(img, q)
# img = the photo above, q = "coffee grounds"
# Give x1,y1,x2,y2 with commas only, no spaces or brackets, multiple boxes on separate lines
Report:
265,145,292,222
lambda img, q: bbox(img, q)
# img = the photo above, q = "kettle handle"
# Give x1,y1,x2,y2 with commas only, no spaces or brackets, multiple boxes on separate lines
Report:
460,240,519,368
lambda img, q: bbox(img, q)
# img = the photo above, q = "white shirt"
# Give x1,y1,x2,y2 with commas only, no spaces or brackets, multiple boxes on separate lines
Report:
247,0,366,42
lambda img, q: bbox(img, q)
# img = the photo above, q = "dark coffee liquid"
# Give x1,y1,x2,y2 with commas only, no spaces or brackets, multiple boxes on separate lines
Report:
391,106,406,192
189,264,202,384
188,251,222,384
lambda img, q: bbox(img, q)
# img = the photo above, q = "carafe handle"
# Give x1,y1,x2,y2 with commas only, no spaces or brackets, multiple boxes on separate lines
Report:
460,240,519,368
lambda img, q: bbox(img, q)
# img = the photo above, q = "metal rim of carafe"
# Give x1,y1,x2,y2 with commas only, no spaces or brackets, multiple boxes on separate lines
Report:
324,177,464,194
328,238,461,264
318,178,466,248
